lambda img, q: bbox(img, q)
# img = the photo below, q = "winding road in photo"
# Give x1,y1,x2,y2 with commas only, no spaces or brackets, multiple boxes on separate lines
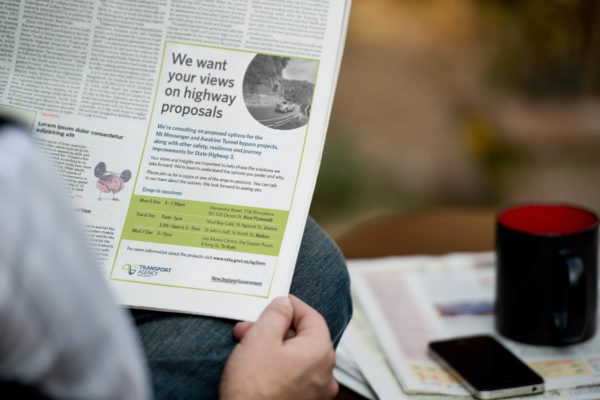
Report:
247,105,308,130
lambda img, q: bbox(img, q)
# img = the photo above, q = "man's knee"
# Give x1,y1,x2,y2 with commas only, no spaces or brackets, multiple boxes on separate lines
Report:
290,217,352,346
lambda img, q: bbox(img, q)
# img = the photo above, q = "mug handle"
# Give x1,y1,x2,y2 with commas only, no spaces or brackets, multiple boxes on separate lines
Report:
553,250,587,343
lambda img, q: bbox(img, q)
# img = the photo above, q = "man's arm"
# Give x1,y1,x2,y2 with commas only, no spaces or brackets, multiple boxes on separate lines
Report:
0,126,151,400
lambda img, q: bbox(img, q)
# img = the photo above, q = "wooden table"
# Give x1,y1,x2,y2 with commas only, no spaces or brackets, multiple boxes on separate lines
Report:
333,208,496,399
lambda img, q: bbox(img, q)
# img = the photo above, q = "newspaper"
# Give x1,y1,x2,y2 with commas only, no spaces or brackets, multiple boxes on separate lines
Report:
348,254,600,398
341,304,409,400
334,339,377,400
341,294,600,400
0,0,351,321
334,328,377,399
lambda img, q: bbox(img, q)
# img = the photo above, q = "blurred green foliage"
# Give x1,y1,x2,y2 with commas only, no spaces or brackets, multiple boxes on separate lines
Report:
310,130,364,218
481,0,585,97
462,114,524,202
311,125,427,225
313,0,600,232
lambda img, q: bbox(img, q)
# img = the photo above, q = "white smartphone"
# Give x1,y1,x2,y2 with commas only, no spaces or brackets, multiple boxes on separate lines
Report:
429,335,544,399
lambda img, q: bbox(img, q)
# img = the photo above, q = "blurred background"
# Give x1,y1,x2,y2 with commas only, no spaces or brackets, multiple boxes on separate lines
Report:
311,0,600,237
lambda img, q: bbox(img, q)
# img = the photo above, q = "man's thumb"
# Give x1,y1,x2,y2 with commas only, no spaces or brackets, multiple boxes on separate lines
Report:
246,296,294,341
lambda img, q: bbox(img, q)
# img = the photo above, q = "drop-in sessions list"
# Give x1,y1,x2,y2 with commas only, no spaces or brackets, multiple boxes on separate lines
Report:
120,195,288,256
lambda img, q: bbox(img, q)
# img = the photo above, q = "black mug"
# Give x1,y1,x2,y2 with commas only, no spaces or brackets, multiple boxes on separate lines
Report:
495,204,598,346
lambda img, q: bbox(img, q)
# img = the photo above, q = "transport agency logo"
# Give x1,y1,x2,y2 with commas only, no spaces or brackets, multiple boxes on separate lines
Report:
122,263,173,278
122,263,137,275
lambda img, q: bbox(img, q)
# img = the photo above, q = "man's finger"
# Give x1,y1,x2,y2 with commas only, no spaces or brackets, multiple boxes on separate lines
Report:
236,321,295,342
327,378,339,398
233,321,253,341
284,328,296,340
243,296,294,342
288,295,330,339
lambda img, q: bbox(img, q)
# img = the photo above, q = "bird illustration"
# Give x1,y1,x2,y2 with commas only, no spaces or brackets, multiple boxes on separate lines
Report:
94,162,132,201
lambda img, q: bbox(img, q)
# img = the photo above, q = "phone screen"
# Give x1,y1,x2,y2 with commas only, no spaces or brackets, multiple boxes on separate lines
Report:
429,335,544,394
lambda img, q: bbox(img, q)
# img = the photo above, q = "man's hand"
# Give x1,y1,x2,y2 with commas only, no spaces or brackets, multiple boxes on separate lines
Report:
220,295,338,400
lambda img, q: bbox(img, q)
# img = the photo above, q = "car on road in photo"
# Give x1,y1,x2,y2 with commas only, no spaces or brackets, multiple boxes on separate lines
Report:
275,101,295,113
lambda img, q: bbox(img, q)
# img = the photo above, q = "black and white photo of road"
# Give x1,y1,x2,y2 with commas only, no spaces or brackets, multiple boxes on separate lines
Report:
243,54,317,130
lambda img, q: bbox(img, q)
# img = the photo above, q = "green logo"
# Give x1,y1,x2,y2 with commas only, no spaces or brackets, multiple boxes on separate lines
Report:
122,263,137,275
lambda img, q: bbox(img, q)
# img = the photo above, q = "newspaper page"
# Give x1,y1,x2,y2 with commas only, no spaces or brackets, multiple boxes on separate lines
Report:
333,342,377,400
342,292,600,400
341,302,410,400
0,0,351,321
349,254,600,397
342,284,600,400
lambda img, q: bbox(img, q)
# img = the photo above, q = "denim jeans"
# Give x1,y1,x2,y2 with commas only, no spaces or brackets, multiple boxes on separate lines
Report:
131,217,353,399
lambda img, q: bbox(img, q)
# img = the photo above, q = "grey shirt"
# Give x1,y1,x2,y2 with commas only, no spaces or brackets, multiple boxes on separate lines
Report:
0,126,151,399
